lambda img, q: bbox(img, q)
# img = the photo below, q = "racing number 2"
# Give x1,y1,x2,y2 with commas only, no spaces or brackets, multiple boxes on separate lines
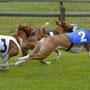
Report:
78,31,87,42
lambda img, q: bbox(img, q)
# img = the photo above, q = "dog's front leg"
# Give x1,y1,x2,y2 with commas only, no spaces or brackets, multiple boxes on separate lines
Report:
22,47,29,56
15,55,31,62
0,54,9,65
10,55,31,66
40,60,51,64
0,54,9,70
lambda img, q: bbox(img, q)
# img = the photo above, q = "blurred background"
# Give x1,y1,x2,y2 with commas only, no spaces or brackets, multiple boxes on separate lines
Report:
0,1,90,35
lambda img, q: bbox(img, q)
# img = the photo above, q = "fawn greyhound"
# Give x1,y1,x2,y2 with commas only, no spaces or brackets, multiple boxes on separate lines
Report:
13,22,80,66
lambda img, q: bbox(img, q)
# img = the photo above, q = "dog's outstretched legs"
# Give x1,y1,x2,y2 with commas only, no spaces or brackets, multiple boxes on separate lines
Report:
88,51,90,57
0,41,20,70
12,37,57,66
11,38,51,66
15,38,43,62
12,35,70,66
15,37,59,61
10,40,41,66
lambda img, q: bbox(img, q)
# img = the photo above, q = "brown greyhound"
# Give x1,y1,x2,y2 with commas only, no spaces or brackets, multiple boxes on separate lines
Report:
14,24,90,65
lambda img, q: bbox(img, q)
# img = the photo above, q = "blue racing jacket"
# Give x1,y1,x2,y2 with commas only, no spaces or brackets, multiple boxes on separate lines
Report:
65,29,90,44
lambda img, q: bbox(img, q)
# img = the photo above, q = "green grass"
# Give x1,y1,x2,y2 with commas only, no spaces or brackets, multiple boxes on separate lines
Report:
0,51,90,90
0,2,90,90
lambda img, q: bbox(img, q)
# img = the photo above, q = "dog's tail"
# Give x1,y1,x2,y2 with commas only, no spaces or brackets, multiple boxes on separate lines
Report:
41,22,49,38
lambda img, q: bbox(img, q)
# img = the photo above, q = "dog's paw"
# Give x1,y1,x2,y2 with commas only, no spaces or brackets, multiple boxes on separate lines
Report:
0,66,8,71
10,63,15,67
53,52,61,61
10,60,25,66
46,62,51,64
53,56,59,61
15,58,19,62
0,62,8,67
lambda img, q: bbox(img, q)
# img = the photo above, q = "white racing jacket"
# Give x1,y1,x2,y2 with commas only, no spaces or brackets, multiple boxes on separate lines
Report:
0,35,21,58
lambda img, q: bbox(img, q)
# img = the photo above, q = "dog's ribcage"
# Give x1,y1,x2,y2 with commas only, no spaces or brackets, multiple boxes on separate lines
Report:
56,46,86,53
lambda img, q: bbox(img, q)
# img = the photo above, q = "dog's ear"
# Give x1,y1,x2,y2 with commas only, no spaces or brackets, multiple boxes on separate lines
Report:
61,21,66,25
56,21,59,25
16,24,21,28
24,26,29,30
60,21,66,26
55,21,62,25
61,21,70,28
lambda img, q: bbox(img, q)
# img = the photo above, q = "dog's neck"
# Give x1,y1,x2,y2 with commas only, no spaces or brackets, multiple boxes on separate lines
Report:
16,30,28,40
37,32,44,40
54,25,65,34
35,28,44,40
15,30,32,49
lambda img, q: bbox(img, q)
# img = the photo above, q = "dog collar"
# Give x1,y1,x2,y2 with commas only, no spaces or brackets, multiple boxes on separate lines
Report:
34,28,44,38
37,28,44,38
18,27,30,38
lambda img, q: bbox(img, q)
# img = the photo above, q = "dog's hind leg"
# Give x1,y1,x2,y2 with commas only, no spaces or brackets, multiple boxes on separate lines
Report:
31,39,51,64
88,51,90,57
29,42,58,60
39,60,51,64
86,43,90,58
53,50,61,61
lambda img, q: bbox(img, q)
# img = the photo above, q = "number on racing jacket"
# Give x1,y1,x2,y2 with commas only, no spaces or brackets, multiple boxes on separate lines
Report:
0,39,7,53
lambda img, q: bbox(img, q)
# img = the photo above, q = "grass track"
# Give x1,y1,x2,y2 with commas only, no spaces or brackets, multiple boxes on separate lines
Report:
0,2,90,90
0,51,90,90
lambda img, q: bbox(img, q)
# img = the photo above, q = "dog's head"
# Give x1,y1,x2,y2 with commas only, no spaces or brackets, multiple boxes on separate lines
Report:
55,21,73,32
16,24,37,38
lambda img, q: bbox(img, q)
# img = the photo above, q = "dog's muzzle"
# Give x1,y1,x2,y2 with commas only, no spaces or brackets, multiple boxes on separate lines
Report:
64,27,73,32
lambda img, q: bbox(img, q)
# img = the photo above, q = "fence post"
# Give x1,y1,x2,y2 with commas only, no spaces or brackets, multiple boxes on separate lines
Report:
59,1,65,21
